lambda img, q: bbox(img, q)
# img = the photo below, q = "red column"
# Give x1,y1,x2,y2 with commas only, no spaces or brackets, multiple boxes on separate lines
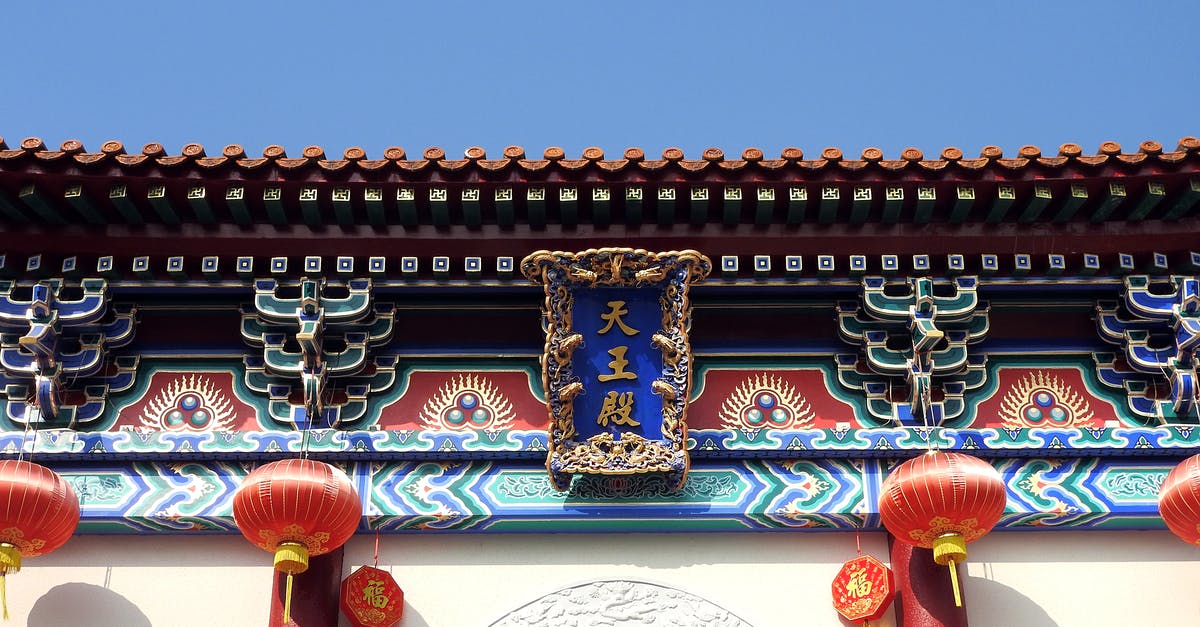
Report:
889,538,968,627
268,546,344,627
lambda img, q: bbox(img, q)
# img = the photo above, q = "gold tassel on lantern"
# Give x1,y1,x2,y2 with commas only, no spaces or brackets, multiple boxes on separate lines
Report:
273,542,309,624
932,534,967,607
0,543,23,620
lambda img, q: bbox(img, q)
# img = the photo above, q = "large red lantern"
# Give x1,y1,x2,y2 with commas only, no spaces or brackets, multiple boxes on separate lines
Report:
233,459,362,623
0,460,80,618
878,451,1006,607
1158,453,1200,545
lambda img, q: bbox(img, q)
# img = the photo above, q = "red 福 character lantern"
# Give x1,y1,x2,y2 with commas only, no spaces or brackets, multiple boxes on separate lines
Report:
233,459,362,623
831,554,894,625
341,565,404,627
1158,453,1200,545
878,450,1006,607
0,460,80,619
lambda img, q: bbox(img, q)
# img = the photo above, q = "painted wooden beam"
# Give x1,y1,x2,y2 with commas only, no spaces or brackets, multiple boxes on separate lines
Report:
147,184,180,225
19,183,66,224
108,184,144,225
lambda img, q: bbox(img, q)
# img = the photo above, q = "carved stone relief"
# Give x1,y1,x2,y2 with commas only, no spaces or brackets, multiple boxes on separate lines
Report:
490,579,754,627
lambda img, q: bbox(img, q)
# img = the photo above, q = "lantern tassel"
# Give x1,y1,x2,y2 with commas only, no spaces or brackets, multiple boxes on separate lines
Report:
283,572,293,624
0,543,22,622
1,572,8,621
273,542,309,625
947,559,962,608
931,534,967,609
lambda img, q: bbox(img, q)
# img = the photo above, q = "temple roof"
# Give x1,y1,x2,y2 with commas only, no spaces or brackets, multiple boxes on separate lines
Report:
2,136,1198,178
2,134,1199,273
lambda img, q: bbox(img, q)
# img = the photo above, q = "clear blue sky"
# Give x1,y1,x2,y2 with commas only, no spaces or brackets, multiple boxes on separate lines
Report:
4,2,1196,160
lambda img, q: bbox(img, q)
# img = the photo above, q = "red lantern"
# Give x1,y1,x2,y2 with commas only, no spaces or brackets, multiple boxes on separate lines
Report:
0,460,80,618
341,565,404,627
233,459,361,623
878,451,1006,607
831,554,894,625
1158,453,1200,545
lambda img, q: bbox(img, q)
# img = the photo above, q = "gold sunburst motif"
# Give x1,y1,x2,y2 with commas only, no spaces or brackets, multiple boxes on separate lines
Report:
420,374,516,431
720,374,815,430
998,370,1095,429
139,374,236,432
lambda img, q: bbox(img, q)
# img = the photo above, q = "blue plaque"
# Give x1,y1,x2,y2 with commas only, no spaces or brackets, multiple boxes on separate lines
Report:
522,248,711,491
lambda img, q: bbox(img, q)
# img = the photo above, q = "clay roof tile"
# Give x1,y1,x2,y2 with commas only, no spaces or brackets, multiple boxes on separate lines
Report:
1058,143,1083,158
582,147,604,161
1099,141,1122,156
464,146,486,160
1139,140,1163,156
196,157,229,169
503,145,525,160
35,150,67,162
559,159,589,171
718,160,748,171
821,147,842,162
397,160,430,172
302,145,326,160
1178,136,1200,153
917,160,948,172
21,137,45,151
596,159,629,172
861,147,884,163
742,148,763,162
703,147,724,162
181,143,205,159
344,146,367,161
901,147,923,162
879,159,908,171
357,159,389,171
781,147,803,162
73,153,106,165
318,159,352,172
222,144,246,159
624,147,645,162
383,147,405,161
60,139,84,154
544,147,565,161
980,146,1003,160
679,159,709,172
116,154,149,166
1017,145,1041,160
518,159,550,172
436,159,469,172
143,143,166,157
263,145,286,159
638,159,668,171
237,157,270,169
941,147,963,162
662,147,684,162
422,147,444,161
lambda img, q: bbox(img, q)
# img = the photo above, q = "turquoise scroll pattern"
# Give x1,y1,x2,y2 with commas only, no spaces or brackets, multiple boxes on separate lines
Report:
43,457,1171,534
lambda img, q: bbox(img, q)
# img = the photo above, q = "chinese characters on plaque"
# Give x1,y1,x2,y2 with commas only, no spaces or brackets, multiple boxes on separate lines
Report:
522,248,711,491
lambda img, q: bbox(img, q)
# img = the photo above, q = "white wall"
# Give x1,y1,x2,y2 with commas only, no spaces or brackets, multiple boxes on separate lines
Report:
8,530,1198,626
966,530,1200,627
11,535,273,627
342,532,897,627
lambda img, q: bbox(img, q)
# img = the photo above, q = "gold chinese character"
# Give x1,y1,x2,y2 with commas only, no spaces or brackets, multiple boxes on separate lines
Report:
845,569,872,598
598,346,638,382
596,391,639,427
363,579,390,609
598,300,639,336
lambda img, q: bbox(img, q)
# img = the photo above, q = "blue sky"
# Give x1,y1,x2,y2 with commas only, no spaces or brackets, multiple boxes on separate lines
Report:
3,2,1196,160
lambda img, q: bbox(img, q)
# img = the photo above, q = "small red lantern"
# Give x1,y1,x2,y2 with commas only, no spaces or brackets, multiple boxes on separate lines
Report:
0,460,80,618
831,554,894,625
878,451,1006,607
233,459,361,623
341,565,404,627
1158,453,1200,545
